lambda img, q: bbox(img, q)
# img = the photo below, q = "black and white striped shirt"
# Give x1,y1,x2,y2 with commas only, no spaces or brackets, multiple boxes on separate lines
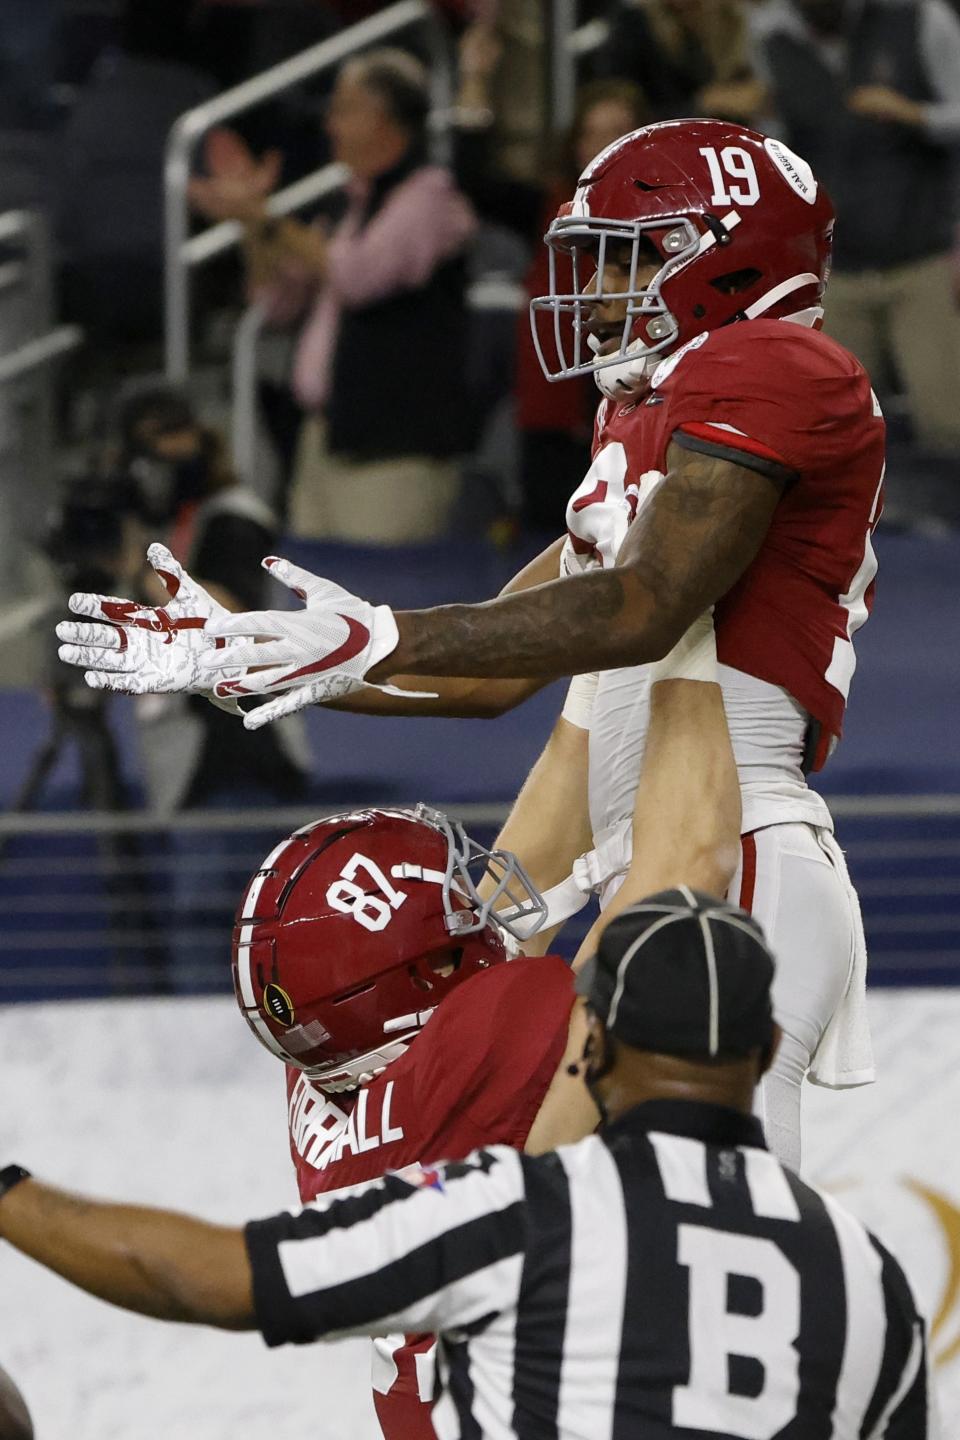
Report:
246,1100,936,1439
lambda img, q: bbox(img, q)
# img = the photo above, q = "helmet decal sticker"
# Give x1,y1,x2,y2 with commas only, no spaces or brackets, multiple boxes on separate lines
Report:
263,982,295,1026
764,138,818,205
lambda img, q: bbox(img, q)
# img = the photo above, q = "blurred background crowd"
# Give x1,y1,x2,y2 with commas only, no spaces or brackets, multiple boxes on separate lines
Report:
3,15,960,1431
0,0,958,994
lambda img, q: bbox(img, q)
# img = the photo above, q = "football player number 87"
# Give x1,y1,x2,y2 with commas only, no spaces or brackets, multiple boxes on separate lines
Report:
326,853,408,932
699,146,760,208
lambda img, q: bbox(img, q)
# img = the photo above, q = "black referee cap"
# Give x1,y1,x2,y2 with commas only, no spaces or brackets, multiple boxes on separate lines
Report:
577,887,775,1058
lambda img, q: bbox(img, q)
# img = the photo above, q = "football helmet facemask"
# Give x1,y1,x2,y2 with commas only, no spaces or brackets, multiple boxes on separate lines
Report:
232,804,547,1093
530,118,834,399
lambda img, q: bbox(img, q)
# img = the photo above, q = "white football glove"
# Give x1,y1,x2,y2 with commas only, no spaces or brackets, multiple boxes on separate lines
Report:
55,543,242,701
200,557,424,729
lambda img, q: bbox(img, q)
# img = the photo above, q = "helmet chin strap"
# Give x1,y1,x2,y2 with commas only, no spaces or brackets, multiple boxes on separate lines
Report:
592,338,661,400
308,1034,416,1093
742,271,820,320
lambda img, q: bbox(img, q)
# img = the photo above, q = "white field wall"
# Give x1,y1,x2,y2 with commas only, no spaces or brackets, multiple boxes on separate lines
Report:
2,991,958,1438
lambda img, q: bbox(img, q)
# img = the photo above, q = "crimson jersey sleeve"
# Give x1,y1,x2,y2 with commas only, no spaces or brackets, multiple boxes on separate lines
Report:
661,321,879,486
287,953,575,1205
654,320,884,748
410,953,575,1155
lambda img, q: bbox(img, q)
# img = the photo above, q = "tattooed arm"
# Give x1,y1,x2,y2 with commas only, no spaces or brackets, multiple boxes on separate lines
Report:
324,537,565,717
371,444,783,682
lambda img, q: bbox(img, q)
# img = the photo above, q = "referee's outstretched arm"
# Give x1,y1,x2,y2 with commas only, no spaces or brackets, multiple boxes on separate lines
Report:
0,1142,938,1440
0,1151,528,1340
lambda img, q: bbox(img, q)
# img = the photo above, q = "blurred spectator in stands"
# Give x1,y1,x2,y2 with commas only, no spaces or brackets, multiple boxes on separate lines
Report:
325,1,494,22
454,20,649,528
518,78,651,528
0,0,62,129
754,0,960,453
0,0,65,215
190,50,477,544
191,0,342,180
26,478,170,986
114,381,309,988
57,0,215,345
591,1,766,124
0,1361,33,1440
479,0,548,184
113,380,308,813
326,1,548,181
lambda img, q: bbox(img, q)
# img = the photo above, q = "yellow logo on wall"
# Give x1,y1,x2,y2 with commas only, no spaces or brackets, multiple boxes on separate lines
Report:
829,1175,960,1372
907,1180,960,1370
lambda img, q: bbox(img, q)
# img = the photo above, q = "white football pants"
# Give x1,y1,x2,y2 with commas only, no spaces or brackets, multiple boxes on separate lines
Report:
726,822,855,1174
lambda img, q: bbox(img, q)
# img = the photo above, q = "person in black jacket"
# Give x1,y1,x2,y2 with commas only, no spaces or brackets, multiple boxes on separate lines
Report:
754,0,960,452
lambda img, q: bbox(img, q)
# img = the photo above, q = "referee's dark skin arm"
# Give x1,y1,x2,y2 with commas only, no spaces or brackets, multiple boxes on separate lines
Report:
0,1178,255,1330
0,1026,774,1334
0,1006,777,1332
0,1361,33,1440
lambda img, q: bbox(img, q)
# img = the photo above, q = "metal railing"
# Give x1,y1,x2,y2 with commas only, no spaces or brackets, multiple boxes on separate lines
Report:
0,210,83,379
0,325,83,386
163,0,450,381
549,0,580,134
0,210,83,604
0,794,957,996
160,1,601,478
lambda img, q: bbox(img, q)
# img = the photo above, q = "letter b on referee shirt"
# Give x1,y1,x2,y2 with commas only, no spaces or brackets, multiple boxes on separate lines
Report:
674,1226,801,1437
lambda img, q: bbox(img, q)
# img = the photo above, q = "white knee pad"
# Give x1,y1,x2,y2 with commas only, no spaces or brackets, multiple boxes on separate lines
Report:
756,1029,809,1174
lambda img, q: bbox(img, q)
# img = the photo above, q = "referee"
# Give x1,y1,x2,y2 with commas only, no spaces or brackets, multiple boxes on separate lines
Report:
0,890,935,1438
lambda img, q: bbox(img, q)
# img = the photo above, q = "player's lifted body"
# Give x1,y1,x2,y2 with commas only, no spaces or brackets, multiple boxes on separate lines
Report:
232,646,738,1440
58,121,883,1170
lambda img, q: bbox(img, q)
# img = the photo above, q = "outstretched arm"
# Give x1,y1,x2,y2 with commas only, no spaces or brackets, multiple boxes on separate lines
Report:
572,670,741,969
0,1156,530,1351
528,628,741,1152
483,710,592,955
0,1178,254,1330
375,445,781,682
323,538,566,718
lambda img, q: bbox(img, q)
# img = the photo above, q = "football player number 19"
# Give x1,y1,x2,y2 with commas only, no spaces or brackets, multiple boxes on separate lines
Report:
699,146,760,208
326,853,408,932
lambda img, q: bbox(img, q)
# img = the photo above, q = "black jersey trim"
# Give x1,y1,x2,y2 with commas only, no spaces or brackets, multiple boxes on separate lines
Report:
671,429,799,489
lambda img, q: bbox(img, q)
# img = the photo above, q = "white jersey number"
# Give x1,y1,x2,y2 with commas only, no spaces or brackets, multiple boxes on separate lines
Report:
326,852,408,932
699,146,760,208
674,1225,801,1438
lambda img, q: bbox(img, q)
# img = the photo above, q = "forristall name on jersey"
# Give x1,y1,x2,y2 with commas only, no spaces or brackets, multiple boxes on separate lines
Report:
289,1078,404,1173
285,953,575,1204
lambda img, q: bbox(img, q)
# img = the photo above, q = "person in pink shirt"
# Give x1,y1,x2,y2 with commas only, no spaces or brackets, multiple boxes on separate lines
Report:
191,48,477,543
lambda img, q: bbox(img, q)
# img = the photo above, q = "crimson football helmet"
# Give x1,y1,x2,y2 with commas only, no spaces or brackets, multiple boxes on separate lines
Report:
232,804,547,1092
530,118,834,397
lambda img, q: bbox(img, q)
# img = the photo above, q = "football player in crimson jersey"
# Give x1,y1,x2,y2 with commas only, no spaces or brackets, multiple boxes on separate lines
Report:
59,119,882,1168
232,646,740,1440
